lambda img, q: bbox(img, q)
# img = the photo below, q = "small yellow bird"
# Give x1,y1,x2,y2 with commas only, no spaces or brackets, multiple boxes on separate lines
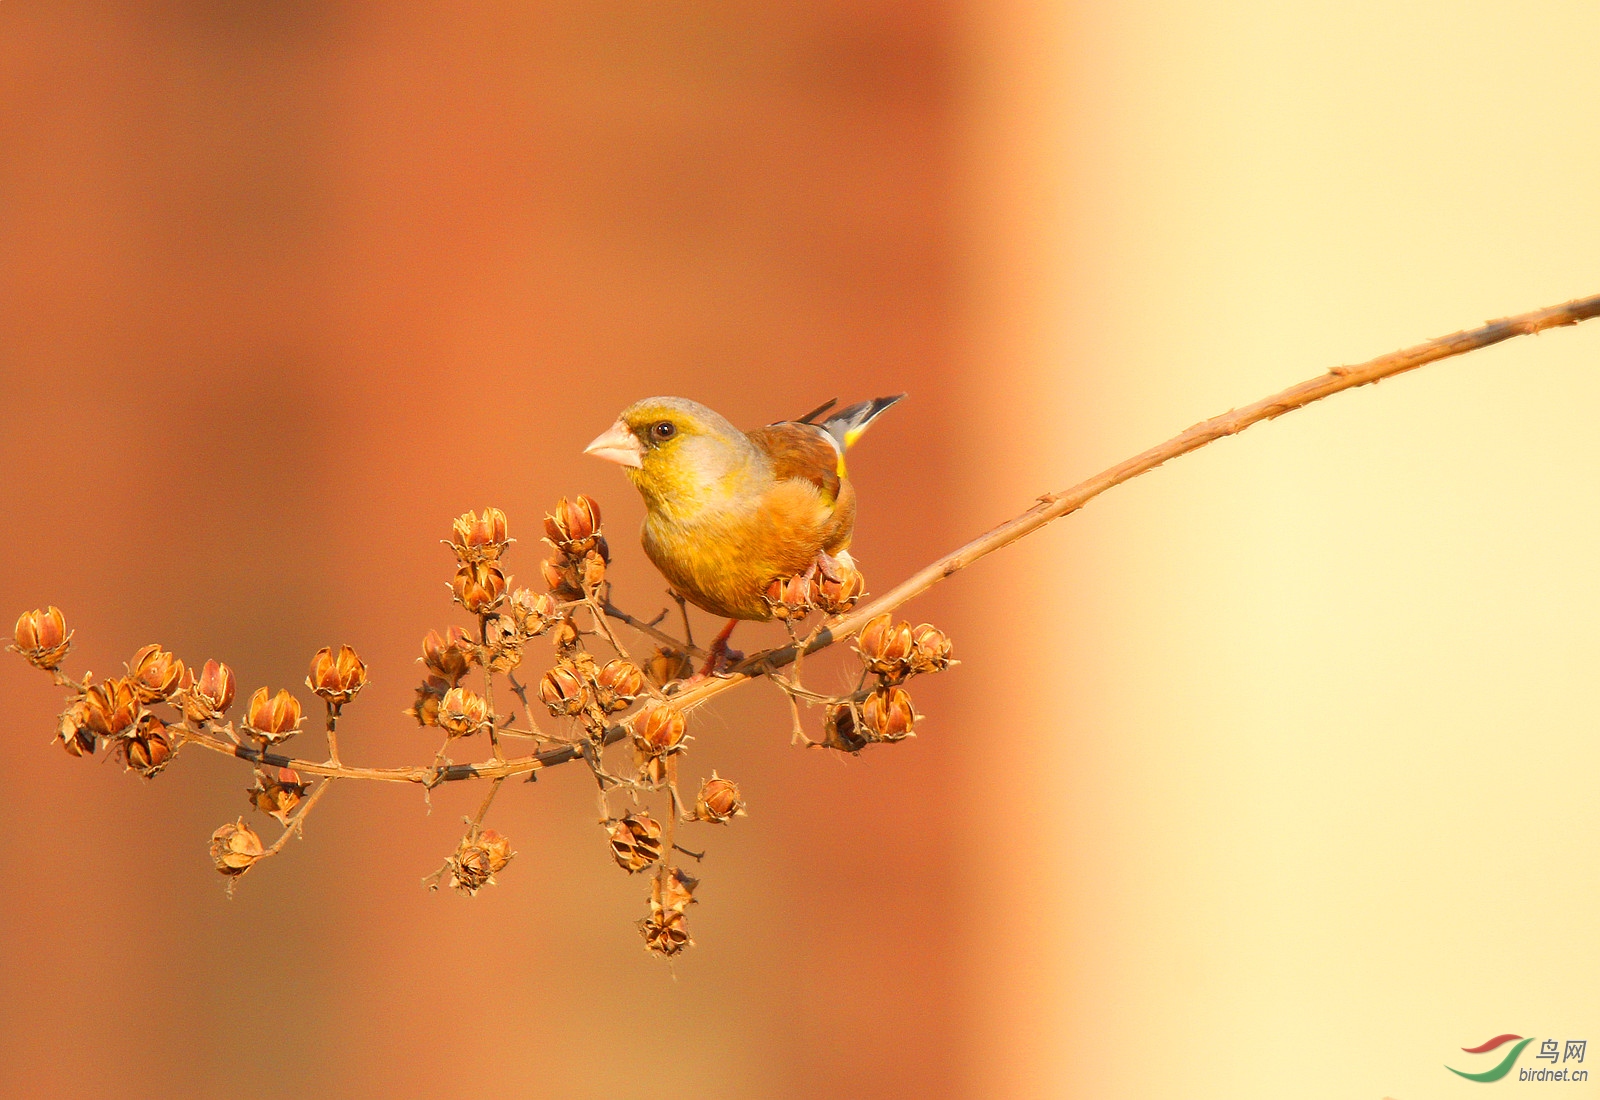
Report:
584,394,903,671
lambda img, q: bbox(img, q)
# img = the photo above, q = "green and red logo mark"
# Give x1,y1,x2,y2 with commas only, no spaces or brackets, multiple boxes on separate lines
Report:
1448,1034,1535,1082
1447,1035,1591,1082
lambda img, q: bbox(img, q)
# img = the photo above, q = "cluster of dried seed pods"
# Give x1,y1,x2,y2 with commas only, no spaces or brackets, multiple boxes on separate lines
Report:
10,498,953,958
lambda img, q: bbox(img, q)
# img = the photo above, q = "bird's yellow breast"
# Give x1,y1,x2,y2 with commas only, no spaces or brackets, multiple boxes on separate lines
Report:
641,477,853,621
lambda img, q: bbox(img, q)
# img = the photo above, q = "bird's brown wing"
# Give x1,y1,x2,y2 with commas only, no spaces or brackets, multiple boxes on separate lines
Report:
746,423,842,504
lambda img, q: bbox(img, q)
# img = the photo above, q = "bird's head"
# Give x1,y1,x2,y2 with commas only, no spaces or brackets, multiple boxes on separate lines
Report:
584,397,760,517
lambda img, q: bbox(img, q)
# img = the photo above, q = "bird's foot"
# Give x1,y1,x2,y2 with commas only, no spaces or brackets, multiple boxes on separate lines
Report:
692,619,743,680
691,645,744,681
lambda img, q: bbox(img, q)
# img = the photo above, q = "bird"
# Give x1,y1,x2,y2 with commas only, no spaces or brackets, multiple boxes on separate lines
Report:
584,394,904,674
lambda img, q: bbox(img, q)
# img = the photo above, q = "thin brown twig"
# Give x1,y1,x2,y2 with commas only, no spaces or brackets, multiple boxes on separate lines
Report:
258,777,337,862
604,600,706,660
672,592,696,650
467,776,505,837
155,293,1600,785
479,615,503,764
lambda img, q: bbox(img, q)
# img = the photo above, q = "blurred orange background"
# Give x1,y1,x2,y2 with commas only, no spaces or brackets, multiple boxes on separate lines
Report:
3,3,1598,1099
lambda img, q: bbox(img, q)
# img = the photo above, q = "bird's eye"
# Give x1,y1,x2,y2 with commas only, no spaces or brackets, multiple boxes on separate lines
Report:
651,421,677,442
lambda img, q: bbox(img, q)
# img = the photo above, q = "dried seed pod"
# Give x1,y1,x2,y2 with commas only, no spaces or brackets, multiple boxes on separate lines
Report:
448,507,511,563
653,866,699,915
182,659,237,724
128,644,186,703
762,574,812,621
630,703,687,758
404,676,451,727
908,623,953,674
452,561,508,614
543,495,602,555
596,658,645,712
84,677,141,738
538,664,589,717
247,767,311,824
243,687,304,745
693,773,746,823
208,818,265,876
447,829,515,896
820,701,870,753
541,555,581,599
480,829,514,874
855,613,914,679
608,813,664,873
420,627,475,684
306,644,368,705
11,606,71,669
56,699,97,757
120,718,174,777
580,548,607,593
480,614,523,673
437,686,489,737
640,908,692,957
548,614,581,653
809,564,865,615
508,587,555,636
643,646,694,688
863,684,917,742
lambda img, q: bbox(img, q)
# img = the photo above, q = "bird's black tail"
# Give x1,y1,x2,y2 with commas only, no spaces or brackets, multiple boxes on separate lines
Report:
819,394,905,451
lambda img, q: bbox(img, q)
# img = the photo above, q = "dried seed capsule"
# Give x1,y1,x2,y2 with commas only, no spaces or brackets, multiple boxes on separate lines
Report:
863,684,917,742
11,606,71,669
908,623,953,674
809,564,865,615
452,561,508,614
643,646,694,688
243,687,304,745
630,703,687,757
548,614,581,653
480,614,523,673
120,718,174,776
182,659,237,723
640,909,692,957
56,699,98,757
596,659,645,712
762,574,812,621
306,644,368,705
544,495,602,555
479,829,514,874
420,627,475,684
84,677,141,738
855,613,914,679
541,555,581,599
247,767,311,824
538,664,589,717
608,813,664,873
128,644,186,703
404,676,451,727
653,866,699,915
508,587,555,636
208,818,265,876
447,829,515,896
449,507,511,562
437,686,489,737
580,548,607,593
820,702,870,753
694,773,746,823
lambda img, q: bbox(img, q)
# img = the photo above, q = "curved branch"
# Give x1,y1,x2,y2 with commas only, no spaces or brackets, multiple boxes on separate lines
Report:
171,293,1600,783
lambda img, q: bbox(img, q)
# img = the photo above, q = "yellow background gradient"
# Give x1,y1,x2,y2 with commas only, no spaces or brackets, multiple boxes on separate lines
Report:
959,2,1600,1098
2,3,1598,1099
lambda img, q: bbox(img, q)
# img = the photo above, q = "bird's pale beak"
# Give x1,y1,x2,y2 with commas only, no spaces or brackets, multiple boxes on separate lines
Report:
583,420,644,468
